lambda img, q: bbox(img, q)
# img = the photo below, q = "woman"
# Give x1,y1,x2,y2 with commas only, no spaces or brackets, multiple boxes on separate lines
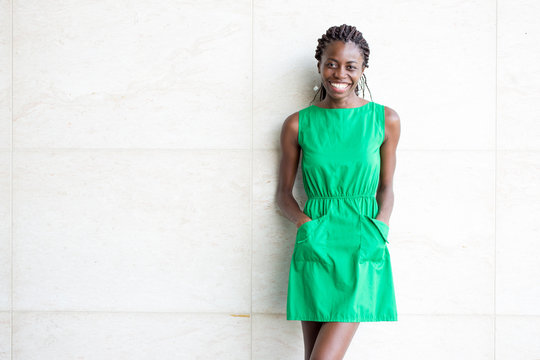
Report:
276,24,401,359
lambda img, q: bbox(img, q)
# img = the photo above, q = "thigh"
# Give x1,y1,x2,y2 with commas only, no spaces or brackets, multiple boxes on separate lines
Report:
301,321,324,360
309,322,360,360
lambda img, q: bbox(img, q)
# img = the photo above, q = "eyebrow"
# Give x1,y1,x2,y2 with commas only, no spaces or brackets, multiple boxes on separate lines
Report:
326,58,358,63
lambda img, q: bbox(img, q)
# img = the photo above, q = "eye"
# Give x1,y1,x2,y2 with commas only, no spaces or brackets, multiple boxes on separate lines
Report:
348,66,357,70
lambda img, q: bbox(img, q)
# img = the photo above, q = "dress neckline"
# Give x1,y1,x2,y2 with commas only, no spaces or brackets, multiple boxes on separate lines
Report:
311,101,372,110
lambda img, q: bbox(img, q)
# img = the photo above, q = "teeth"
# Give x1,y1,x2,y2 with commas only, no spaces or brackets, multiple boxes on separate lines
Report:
330,82,349,89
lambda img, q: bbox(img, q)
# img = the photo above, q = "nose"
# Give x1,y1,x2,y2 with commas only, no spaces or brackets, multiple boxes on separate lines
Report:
333,66,347,80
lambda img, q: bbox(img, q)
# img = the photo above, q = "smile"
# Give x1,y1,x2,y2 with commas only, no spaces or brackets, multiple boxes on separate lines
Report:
329,82,350,92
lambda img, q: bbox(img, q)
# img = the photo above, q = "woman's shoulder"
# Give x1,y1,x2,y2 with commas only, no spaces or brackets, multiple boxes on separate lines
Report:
282,104,314,126
382,104,400,125
281,110,300,136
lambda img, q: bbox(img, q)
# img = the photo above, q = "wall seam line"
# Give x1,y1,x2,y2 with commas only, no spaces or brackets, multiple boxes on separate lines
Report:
250,0,254,359
494,0,498,358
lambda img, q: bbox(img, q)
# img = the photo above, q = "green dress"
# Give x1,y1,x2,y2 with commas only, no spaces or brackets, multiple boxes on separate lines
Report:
286,101,398,322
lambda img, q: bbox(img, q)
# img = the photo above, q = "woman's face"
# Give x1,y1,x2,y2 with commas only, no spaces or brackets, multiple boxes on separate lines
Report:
317,40,365,100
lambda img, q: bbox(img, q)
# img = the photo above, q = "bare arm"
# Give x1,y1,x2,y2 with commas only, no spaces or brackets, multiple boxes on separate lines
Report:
275,112,311,229
376,106,401,226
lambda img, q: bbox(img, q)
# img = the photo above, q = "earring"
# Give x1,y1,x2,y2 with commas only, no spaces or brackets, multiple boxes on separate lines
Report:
313,85,319,92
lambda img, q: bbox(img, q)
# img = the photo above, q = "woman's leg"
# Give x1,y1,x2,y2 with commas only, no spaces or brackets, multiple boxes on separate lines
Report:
309,322,360,360
301,321,324,360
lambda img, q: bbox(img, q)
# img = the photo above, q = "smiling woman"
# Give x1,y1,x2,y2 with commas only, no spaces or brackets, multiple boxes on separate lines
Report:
276,24,401,359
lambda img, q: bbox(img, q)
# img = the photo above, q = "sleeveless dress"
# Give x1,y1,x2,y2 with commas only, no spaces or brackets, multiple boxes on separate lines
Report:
286,101,398,322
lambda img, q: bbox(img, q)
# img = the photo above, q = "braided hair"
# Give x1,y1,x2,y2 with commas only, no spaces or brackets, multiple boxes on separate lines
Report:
311,24,372,103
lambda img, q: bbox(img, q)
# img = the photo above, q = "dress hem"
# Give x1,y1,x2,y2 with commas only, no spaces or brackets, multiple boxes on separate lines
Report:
286,315,398,322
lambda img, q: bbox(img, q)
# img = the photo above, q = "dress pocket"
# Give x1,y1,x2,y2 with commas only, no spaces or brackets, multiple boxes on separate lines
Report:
295,213,329,244
358,215,389,263
366,216,390,244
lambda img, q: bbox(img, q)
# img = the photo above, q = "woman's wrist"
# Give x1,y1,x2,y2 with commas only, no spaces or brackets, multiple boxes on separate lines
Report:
296,213,312,228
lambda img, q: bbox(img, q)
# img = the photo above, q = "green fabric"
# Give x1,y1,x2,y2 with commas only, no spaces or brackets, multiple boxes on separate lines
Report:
286,101,398,322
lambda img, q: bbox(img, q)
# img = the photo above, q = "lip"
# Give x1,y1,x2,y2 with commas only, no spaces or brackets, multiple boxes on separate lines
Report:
328,81,351,93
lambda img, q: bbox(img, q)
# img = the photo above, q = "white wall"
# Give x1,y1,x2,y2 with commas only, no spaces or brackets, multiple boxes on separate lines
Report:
0,0,539,359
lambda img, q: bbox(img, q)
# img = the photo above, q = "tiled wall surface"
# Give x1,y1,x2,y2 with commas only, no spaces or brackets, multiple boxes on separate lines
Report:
1,0,539,359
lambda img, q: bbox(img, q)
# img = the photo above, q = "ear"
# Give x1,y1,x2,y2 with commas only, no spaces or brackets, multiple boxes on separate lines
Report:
317,62,320,73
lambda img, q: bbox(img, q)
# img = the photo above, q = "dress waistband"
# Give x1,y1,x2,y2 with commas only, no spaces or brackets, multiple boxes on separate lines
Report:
308,194,375,200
